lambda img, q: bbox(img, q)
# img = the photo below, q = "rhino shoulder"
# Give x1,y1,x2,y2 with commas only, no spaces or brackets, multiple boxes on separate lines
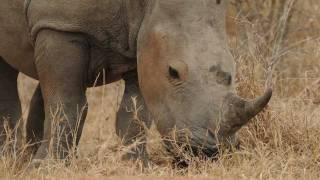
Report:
25,0,123,42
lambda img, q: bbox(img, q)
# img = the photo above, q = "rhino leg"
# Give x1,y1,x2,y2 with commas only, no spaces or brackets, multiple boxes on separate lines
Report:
26,84,44,154
0,57,21,149
31,30,89,165
116,72,152,166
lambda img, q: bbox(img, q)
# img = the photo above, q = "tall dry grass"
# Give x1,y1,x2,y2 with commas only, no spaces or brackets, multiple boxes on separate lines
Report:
0,0,320,179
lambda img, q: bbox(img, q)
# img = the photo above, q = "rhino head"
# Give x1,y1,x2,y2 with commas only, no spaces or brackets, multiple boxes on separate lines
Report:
136,0,272,157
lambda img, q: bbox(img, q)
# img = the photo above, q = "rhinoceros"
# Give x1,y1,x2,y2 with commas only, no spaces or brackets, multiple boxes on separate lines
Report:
0,0,272,166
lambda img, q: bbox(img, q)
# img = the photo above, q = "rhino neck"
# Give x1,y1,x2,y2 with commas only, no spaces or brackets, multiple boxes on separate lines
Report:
86,0,147,86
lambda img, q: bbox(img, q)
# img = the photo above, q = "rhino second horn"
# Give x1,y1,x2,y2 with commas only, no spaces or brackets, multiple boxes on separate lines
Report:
243,88,273,121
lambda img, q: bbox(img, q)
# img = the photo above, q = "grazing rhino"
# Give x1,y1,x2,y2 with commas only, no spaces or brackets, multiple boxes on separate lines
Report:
0,0,272,166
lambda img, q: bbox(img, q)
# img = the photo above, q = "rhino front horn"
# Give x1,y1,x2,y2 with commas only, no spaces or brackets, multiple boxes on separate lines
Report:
243,88,273,120
224,88,273,129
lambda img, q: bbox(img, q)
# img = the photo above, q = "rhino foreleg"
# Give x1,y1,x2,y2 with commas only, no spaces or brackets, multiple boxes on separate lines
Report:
26,84,44,154
0,57,21,150
116,72,152,166
31,30,89,165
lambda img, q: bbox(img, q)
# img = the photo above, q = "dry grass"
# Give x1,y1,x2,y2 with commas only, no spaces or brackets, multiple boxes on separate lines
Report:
1,0,320,179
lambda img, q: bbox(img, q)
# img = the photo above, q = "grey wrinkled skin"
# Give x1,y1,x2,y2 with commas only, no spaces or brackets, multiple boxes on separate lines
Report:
0,0,272,166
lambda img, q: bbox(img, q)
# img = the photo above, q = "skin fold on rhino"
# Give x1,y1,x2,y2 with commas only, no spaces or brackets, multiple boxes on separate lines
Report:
0,0,272,167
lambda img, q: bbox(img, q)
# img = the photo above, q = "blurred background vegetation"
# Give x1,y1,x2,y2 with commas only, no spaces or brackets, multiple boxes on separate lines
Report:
228,0,320,99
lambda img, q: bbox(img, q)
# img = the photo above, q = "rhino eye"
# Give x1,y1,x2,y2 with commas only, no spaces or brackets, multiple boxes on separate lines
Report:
169,66,180,80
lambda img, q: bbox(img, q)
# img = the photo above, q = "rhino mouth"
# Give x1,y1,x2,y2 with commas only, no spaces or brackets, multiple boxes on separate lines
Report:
165,142,219,157
163,131,222,168
165,141,219,168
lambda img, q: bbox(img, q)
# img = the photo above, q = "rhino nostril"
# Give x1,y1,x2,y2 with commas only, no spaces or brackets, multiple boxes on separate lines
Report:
187,145,219,159
185,145,219,158
202,146,219,158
